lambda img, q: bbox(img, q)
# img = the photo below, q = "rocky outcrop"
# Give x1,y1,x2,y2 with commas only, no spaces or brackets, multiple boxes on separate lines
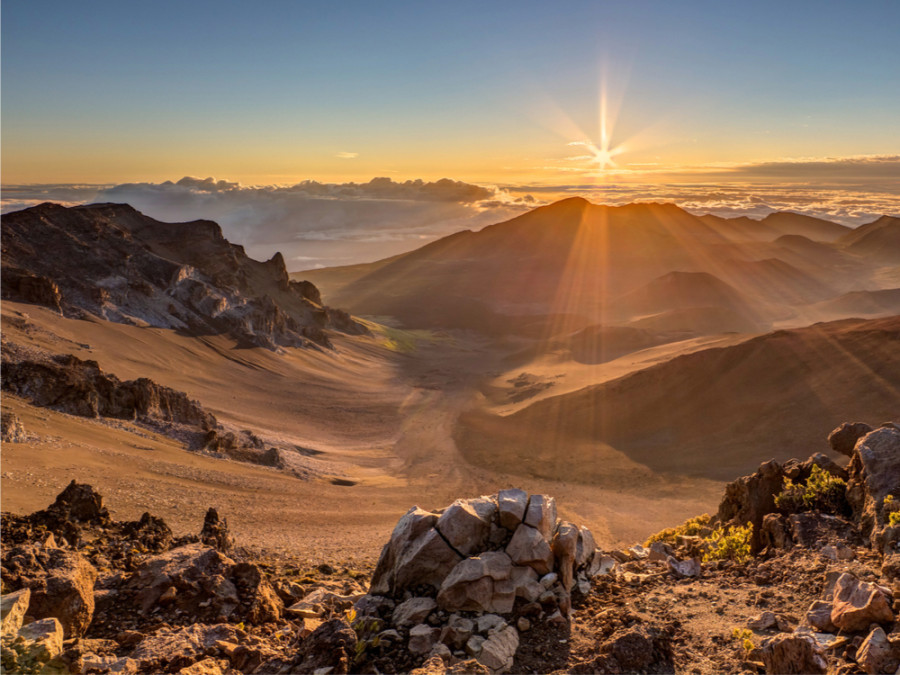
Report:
362,491,611,672
1,349,215,428
125,543,282,624
846,424,900,543
717,459,785,553
1,344,305,470
1,202,367,349
828,421,873,457
0,266,62,313
1,411,27,443
2,546,98,637
199,508,234,552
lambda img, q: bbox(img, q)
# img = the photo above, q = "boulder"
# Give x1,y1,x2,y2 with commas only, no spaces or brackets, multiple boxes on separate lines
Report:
506,524,553,575
370,506,440,595
666,556,701,578
392,597,437,627
747,611,777,631
847,426,900,541
857,626,900,675
409,623,439,655
229,562,283,624
131,624,240,672
128,543,233,614
440,614,475,649
436,498,495,557
585,625,675,674
477,624,518,673
552,521,578,593
1,588,31,637
804,600,837,632
509,565,541,602
523,495,557,540
717,459,785,553
758,633,826,674
830,573,894,632
25,548,98,638
14,617,65,664
291,618,357,674
575,526,596,567
437,552,512,613
828,421,873,456
497,489,528,531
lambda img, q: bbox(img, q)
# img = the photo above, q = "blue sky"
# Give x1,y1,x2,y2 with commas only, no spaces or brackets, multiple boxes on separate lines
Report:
3,1,899,184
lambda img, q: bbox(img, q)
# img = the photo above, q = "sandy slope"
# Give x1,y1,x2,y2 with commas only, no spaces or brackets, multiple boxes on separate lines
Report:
1,301,729,560
457,317,900,483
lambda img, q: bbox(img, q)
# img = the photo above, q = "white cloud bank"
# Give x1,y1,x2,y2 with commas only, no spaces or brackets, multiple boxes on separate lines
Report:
2,161,897,269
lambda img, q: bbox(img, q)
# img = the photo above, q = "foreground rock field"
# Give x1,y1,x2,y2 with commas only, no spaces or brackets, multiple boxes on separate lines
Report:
2,421,899,674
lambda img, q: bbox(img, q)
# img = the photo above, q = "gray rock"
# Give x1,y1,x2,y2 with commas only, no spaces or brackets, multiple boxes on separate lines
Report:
478,624,519,672
552,521,579,591
16,617,64,661
758,633,826,674
830,573,894,632
27,548,98,638
130,624,240,671
748,611,777,631
440,614,474,649
409,623,439,655
506,524,553,575
857,626,900,675
393,528,464,592
393,597,437,627
466,634,486,658
476,614,505,634
588,553,617,578
509,565,541,602
437,552,512,613
647,541,674,562
828,421,873,456
436,499,495,557
666,556,701,578
1,587,31,637
575,526,596,567
847,426,900,542
369,506,441,595
497,489,528,531
523,495,557,539
804,600,837,632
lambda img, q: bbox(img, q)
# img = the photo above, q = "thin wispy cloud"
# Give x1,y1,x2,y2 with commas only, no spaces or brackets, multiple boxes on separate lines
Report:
335,152,359,159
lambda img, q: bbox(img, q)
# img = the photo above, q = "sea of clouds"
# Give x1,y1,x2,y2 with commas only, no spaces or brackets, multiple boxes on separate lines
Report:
2,165,897,269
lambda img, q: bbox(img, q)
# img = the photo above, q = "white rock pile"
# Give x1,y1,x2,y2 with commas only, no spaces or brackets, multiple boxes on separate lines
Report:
357,490,609,673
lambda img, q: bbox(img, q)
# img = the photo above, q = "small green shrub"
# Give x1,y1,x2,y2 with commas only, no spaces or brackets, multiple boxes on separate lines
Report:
774,464,846,514
645,514,711,547
703,522,753,563
732,627,755,655
884,495,900,526
346,608,383,666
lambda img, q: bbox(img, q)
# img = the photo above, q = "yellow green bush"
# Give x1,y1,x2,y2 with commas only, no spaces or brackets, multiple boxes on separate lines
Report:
732,627,755,655
774,464,846,514
703,522,753,563
644,513,711,547
884,495,900,526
